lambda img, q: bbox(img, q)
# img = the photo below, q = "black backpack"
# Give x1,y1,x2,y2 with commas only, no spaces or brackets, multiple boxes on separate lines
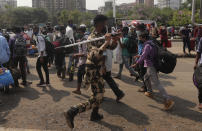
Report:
14,35,27,57
58,36,73,54
45,36,55,57
126,36,138,54
148,41,177,74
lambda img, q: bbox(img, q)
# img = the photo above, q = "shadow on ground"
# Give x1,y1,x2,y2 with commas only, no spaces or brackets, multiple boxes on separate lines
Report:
98,121,123,131
101,97,150,126
0,87,41,125
149,93,202,122
111,72,142,87
42,85,70,102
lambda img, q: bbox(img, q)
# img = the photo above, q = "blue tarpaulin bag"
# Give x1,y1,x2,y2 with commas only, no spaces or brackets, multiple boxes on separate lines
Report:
0,68,14,87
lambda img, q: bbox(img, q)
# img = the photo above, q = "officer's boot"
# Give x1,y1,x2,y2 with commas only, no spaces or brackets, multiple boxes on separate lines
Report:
90,107,103,121
64,107,79,129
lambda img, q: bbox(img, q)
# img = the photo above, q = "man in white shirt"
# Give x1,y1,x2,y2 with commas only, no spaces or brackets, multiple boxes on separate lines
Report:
66,20,76,81
66,20,75,43
33,26,50,86
103,48,125,102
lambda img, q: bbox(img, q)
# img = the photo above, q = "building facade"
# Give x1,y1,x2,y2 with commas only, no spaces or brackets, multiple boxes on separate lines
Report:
98,0,113,14
0,0,17,9
117,2,136,15
32,0,86,12
157,0,182,9
136,0,154,7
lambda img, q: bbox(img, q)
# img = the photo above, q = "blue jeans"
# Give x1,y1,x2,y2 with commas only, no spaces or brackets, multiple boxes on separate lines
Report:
118,56,138,77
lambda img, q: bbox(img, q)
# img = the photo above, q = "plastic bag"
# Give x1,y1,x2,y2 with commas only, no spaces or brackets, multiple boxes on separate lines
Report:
113,41,123,64
0,69,14,87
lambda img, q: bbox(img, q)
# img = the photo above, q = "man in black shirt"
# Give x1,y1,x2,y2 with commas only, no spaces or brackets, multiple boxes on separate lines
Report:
181,25,191,54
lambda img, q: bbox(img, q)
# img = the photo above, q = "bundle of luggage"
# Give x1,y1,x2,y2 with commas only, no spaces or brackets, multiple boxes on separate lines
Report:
0,67,14,93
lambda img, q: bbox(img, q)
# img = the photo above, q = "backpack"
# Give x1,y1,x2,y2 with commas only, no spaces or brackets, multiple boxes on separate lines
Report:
44,36,55,57
193,64,202,89
148,41,177,74
126,36,138,54
14,35,27,57
58,36,73,54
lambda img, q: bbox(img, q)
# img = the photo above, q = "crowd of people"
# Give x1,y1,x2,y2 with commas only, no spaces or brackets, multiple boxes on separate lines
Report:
0,14,202,129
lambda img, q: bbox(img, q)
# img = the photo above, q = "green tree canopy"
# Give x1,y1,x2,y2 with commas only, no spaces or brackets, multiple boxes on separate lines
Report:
0,7,49,28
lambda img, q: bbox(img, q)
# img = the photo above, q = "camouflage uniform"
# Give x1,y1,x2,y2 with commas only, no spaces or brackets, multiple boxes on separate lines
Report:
72,30,106,113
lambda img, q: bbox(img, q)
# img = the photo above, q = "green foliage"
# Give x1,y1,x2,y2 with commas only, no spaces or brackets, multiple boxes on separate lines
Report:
57,10,69,25
169,10,192,26
127,5,174,26
57,9,95,27
0,4,200,28
0,7,49,28
105,10,123,18
195,9,202,23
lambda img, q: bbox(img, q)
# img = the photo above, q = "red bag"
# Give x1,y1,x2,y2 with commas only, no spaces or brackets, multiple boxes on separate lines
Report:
167,40,172,48
163,40,172,48
190,38,195,51
52,41,60,48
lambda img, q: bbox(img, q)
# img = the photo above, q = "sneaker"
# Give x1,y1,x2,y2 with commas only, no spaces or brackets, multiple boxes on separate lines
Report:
164,100,175,111
72,90,81,95
37,82,45,87
198,103,202,110
116,92,125,103
144,92,153,98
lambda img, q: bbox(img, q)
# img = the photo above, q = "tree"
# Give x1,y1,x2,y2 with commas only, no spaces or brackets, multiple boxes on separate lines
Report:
181,0,200,10
105,10,123,18
57,10,69,25
0,7,49,28
169,10,192,26
56,9,95,27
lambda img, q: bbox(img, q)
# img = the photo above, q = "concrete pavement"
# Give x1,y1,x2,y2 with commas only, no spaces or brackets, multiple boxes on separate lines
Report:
0,41,202,131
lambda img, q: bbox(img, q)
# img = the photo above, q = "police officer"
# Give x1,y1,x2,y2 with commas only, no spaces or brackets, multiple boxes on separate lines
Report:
64,15,120,129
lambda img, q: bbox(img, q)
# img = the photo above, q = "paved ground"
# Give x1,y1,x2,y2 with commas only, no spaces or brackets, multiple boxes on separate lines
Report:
0,41,202,131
